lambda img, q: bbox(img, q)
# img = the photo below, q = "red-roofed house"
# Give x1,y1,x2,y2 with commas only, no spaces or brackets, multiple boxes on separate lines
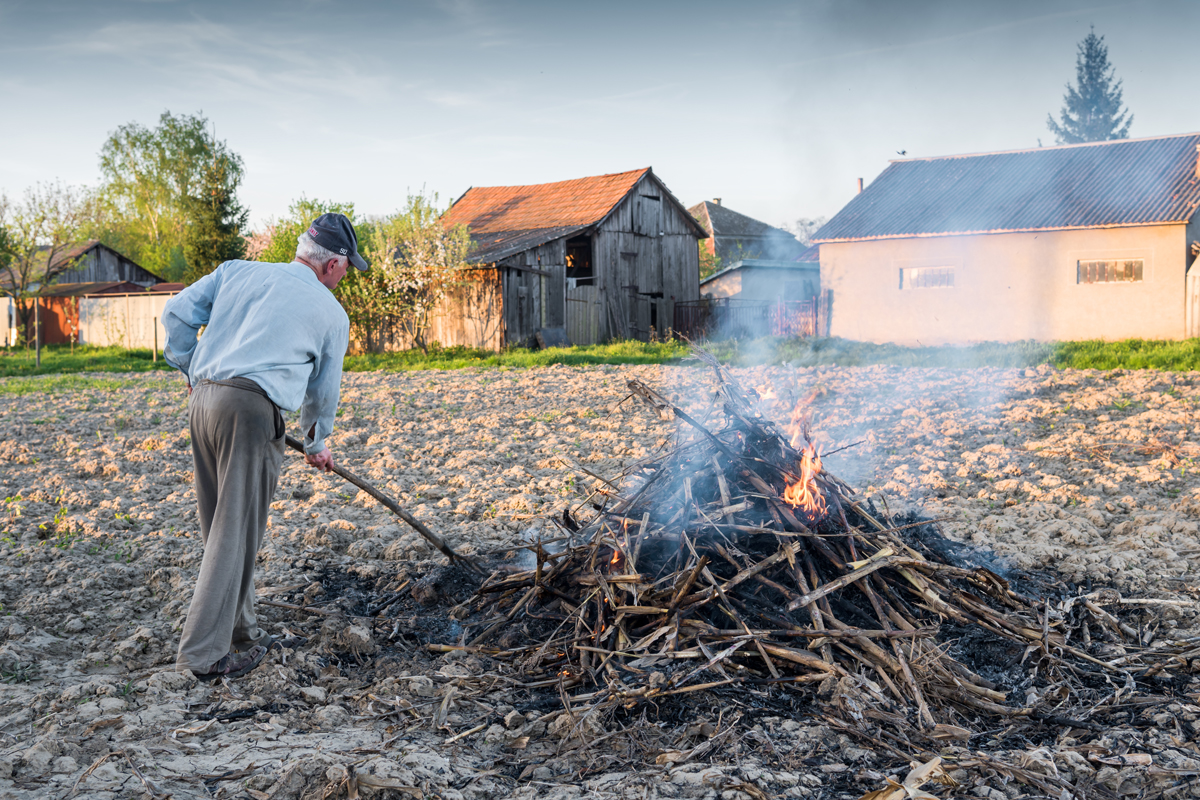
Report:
440,167,707,346
815,133,1200,343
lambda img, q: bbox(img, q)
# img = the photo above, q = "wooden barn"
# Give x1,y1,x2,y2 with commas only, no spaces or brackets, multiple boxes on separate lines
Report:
439,167,707,347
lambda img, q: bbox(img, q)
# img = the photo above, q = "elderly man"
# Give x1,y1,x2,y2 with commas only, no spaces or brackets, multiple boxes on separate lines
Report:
162,213,368,681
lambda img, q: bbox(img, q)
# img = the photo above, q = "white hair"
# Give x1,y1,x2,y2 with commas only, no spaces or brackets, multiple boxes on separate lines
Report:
296,232,349,268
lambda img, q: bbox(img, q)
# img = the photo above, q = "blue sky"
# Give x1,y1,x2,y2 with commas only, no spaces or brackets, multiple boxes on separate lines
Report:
1,0,1195,230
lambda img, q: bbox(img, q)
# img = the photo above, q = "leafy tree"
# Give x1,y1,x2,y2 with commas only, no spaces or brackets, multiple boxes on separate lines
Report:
364,192,471,354
1047,28,1133,144
0,183,90,345
698,242,722,281
182,153,249,284
97,111,245,281
334,264,404,353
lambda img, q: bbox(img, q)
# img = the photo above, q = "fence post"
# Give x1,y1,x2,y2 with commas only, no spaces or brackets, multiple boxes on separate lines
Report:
153,316,158,362
34,297,41,368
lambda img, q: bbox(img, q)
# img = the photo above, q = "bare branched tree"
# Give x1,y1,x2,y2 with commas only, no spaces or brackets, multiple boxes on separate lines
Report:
0,182,90,345
786,217,827,247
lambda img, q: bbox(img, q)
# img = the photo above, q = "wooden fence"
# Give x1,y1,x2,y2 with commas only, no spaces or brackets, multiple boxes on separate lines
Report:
673,297,822,340
78,293,174,349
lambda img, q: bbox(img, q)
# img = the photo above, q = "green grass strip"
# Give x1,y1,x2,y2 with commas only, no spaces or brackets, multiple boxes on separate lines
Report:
705,337,1200,370
4,338,1200,386
342,340,691,371
0,374,146,397
0,345,172,378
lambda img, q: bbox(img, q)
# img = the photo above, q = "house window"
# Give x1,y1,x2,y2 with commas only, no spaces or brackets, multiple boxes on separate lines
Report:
566,235,594,286
1077,259,1143,284
899,266,954,289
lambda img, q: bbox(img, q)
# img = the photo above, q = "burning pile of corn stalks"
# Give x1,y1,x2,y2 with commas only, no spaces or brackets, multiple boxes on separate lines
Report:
450,352,1196,736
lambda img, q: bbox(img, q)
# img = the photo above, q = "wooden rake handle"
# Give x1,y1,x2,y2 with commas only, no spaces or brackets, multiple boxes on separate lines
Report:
284,435,483,574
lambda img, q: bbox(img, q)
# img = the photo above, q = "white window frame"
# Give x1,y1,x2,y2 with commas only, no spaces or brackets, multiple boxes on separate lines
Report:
899,266,955,290
1077,258,1144,285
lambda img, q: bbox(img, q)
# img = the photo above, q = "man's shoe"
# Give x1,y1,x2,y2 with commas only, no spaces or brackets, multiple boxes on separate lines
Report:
193,645,267,682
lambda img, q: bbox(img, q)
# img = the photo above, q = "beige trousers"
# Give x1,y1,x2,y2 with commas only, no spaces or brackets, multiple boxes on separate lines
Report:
176,378,284,673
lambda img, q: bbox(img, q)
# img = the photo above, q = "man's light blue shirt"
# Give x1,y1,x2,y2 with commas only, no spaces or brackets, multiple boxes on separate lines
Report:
162,260,350,455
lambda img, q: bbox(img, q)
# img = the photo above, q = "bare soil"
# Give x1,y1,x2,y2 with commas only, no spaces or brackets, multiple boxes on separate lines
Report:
1,363,1198,800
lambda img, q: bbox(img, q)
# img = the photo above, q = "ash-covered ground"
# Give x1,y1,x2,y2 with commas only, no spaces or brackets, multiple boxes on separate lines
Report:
0,363,1198,799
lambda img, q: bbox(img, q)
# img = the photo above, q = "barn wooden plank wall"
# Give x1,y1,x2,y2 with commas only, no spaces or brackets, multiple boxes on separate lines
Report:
590,173,700,343
566,285,601,345
59,245,160,287
497,239,566,346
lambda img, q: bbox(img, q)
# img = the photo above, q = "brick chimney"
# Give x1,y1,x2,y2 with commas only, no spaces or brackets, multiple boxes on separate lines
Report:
856,178,863,194
713,198,722,206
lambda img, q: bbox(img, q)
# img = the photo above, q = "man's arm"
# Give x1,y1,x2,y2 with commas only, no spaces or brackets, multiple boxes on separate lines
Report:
162,267,223,380
298,321,348,471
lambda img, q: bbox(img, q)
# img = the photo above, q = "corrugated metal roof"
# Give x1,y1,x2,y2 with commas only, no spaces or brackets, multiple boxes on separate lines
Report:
796,244,819,262
815,133,1200,243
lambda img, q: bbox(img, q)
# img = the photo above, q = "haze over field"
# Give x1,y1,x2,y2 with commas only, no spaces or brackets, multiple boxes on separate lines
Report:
1,0,1197,228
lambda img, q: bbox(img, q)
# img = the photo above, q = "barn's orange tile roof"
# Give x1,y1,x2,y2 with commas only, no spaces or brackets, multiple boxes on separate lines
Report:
815,132,1200,243
443,168,650,234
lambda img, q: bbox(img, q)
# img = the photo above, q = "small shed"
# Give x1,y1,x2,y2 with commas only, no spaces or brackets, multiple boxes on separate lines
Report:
701,245,821,302
440,168,708,347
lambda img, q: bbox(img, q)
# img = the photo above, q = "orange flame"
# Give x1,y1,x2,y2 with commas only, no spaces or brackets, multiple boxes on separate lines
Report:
783,442,826,520
755,384,778,401
783,390,827,521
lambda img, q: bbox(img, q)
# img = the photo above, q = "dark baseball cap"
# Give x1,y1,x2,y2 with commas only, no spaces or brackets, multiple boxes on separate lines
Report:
307,213,370,271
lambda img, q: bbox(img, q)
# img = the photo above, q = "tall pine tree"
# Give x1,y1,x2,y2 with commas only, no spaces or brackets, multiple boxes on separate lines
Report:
1047,28,1133,144
182,153,248,284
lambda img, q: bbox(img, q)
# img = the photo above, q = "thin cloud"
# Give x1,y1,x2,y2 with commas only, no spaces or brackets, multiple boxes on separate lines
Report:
780,3,1131,69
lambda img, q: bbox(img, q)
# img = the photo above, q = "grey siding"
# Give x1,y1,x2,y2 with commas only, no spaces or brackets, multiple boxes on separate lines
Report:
54,244,160,287
497,237,567,346
593,174,701,341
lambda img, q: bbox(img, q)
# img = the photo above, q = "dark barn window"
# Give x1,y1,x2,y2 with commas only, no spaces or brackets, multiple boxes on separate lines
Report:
566,235,594,287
